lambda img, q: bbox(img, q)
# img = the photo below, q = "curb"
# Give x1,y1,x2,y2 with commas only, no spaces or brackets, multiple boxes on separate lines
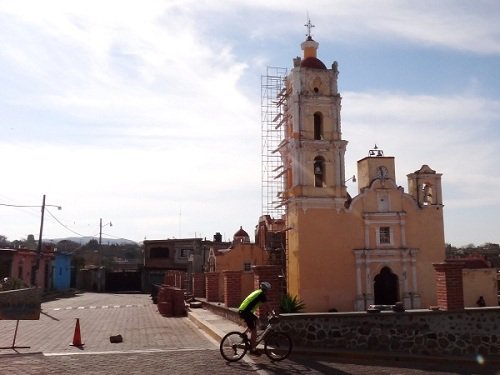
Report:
187,310,226,344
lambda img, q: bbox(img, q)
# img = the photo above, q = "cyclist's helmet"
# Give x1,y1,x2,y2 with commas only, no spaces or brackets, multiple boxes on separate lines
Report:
260,281,271,291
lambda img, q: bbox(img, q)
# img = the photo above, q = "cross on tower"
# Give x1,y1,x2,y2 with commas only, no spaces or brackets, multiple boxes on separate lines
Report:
304,16,315,39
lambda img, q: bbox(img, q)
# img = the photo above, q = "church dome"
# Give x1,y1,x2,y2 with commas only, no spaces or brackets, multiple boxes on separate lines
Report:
300,56,327,70
233,226,250,244
299,35,326,70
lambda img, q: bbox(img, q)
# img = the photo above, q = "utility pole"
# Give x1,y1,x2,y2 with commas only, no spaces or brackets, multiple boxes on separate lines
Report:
99,218,112,267
1,194,60,287
31,194,46,286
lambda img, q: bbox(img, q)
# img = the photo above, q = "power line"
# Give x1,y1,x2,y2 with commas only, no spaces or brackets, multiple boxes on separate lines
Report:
45,208,85,237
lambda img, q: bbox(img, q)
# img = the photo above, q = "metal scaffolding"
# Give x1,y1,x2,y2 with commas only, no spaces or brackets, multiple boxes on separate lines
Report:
261,66,288,219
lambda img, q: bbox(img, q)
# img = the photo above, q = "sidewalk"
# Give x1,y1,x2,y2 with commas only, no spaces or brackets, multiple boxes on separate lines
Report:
188,305,244,343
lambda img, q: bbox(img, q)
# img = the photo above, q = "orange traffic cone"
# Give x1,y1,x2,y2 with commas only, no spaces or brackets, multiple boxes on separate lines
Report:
70,318,84,347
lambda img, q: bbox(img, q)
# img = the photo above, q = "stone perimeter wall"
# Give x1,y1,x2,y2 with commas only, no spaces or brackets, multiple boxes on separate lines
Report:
274,308,500,357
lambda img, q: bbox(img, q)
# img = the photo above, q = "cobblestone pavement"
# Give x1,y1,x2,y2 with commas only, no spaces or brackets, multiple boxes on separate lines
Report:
1,349,499,374
1,292,499,374
0,292,211,354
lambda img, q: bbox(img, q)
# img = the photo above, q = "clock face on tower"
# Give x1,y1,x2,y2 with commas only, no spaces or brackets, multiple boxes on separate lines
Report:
376,166,389,179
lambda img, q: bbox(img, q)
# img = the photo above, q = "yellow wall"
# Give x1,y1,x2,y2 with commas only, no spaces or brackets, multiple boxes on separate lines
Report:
215,243,266,302
287,205,362,312
463,269,498,307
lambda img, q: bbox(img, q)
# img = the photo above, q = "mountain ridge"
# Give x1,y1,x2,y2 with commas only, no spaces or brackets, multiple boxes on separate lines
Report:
47,236,138,246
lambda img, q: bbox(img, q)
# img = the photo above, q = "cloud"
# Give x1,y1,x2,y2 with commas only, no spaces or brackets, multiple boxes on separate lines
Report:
342,91,500,207
0,1,499,247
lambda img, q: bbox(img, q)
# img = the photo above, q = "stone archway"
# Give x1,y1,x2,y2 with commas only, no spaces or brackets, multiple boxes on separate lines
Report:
374,266,399,305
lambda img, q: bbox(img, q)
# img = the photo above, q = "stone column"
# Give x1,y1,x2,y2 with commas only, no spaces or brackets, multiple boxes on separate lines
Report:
205,272,219,302
433,261,465,311
223,270,242,308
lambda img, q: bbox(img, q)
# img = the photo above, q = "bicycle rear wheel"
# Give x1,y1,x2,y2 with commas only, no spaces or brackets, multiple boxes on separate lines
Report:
220,331,248,362
264,332,292,361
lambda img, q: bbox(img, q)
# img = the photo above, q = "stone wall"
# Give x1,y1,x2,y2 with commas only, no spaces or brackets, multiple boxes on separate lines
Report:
275,308,500,357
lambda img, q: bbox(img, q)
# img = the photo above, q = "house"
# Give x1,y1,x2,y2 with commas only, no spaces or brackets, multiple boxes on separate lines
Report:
143,233,230,293
0,247,54,290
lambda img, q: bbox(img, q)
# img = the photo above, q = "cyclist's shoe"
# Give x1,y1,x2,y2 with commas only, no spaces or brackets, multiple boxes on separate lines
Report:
249,349,261,356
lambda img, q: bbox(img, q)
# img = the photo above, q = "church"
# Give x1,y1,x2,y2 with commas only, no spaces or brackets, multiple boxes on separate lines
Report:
275,26,446,312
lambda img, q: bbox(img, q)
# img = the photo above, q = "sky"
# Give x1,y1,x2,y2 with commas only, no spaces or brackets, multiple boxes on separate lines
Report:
0,0,499,247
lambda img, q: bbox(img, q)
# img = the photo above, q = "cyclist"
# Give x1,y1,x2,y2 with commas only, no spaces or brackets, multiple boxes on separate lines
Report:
238,281,271,355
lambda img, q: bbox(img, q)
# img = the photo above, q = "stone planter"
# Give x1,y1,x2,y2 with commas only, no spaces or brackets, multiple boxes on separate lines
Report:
0,288,42,320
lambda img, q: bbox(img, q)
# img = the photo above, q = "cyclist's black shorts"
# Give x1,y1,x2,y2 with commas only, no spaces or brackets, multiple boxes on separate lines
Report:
239,310,257,330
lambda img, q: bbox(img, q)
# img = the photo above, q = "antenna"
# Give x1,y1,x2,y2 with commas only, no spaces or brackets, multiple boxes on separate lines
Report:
179,208,182,238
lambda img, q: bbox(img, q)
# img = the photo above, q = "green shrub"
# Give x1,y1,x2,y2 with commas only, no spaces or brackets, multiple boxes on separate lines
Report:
279,293,306,313
0,277,27,291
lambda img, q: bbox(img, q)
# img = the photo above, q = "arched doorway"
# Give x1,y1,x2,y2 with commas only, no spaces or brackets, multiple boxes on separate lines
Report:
374,266,399,305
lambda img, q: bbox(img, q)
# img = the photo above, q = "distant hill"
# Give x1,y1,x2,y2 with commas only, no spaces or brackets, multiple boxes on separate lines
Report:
48,236,138,246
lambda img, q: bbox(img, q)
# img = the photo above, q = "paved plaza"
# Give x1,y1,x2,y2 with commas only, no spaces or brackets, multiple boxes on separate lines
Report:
0,292,498,374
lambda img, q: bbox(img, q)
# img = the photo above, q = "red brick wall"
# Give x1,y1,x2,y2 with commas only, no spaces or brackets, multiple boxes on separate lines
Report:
164,270,187,289
252,265,281,314
164,271,175,286
433,262,465,311
205,272,219,302
192,273,205,298
223,271,242,308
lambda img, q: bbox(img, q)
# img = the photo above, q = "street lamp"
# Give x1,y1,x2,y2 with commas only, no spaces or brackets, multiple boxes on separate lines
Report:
0,194,62,286
345,175,356,183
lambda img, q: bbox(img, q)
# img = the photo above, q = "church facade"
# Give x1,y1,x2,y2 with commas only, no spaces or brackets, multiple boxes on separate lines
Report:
278,34,445,312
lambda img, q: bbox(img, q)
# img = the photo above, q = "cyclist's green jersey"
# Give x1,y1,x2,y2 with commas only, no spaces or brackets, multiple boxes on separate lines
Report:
239,289,266,313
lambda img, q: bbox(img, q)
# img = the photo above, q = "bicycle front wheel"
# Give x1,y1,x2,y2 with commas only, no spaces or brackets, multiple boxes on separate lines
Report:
220,331,248,362
264,332,292,361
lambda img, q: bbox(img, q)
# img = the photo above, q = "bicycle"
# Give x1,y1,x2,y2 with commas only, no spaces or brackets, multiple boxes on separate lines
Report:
219,311,293,362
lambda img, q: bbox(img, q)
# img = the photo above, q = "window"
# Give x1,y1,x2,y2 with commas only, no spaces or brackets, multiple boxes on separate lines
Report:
314,156,325,187
313,112,323,140
150,247,169,258
208,257,215,272
243,262,252,272
379,227,391,244
179,249,191,258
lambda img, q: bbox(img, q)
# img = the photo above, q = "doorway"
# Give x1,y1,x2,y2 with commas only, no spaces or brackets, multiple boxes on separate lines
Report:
374,266,399,305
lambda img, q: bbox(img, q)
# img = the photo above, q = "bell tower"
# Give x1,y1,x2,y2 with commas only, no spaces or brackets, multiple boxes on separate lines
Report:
279,22,354,308
279,27,348,209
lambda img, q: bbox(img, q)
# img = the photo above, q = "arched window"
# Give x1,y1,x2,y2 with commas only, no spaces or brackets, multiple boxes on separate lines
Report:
421,183,434,205
314,156,325,187
313,112,323,140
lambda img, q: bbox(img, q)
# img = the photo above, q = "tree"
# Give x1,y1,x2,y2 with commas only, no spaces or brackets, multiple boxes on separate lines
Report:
71,255,86,270
0,235,9,247
84,239,99,250
56,240,80,253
